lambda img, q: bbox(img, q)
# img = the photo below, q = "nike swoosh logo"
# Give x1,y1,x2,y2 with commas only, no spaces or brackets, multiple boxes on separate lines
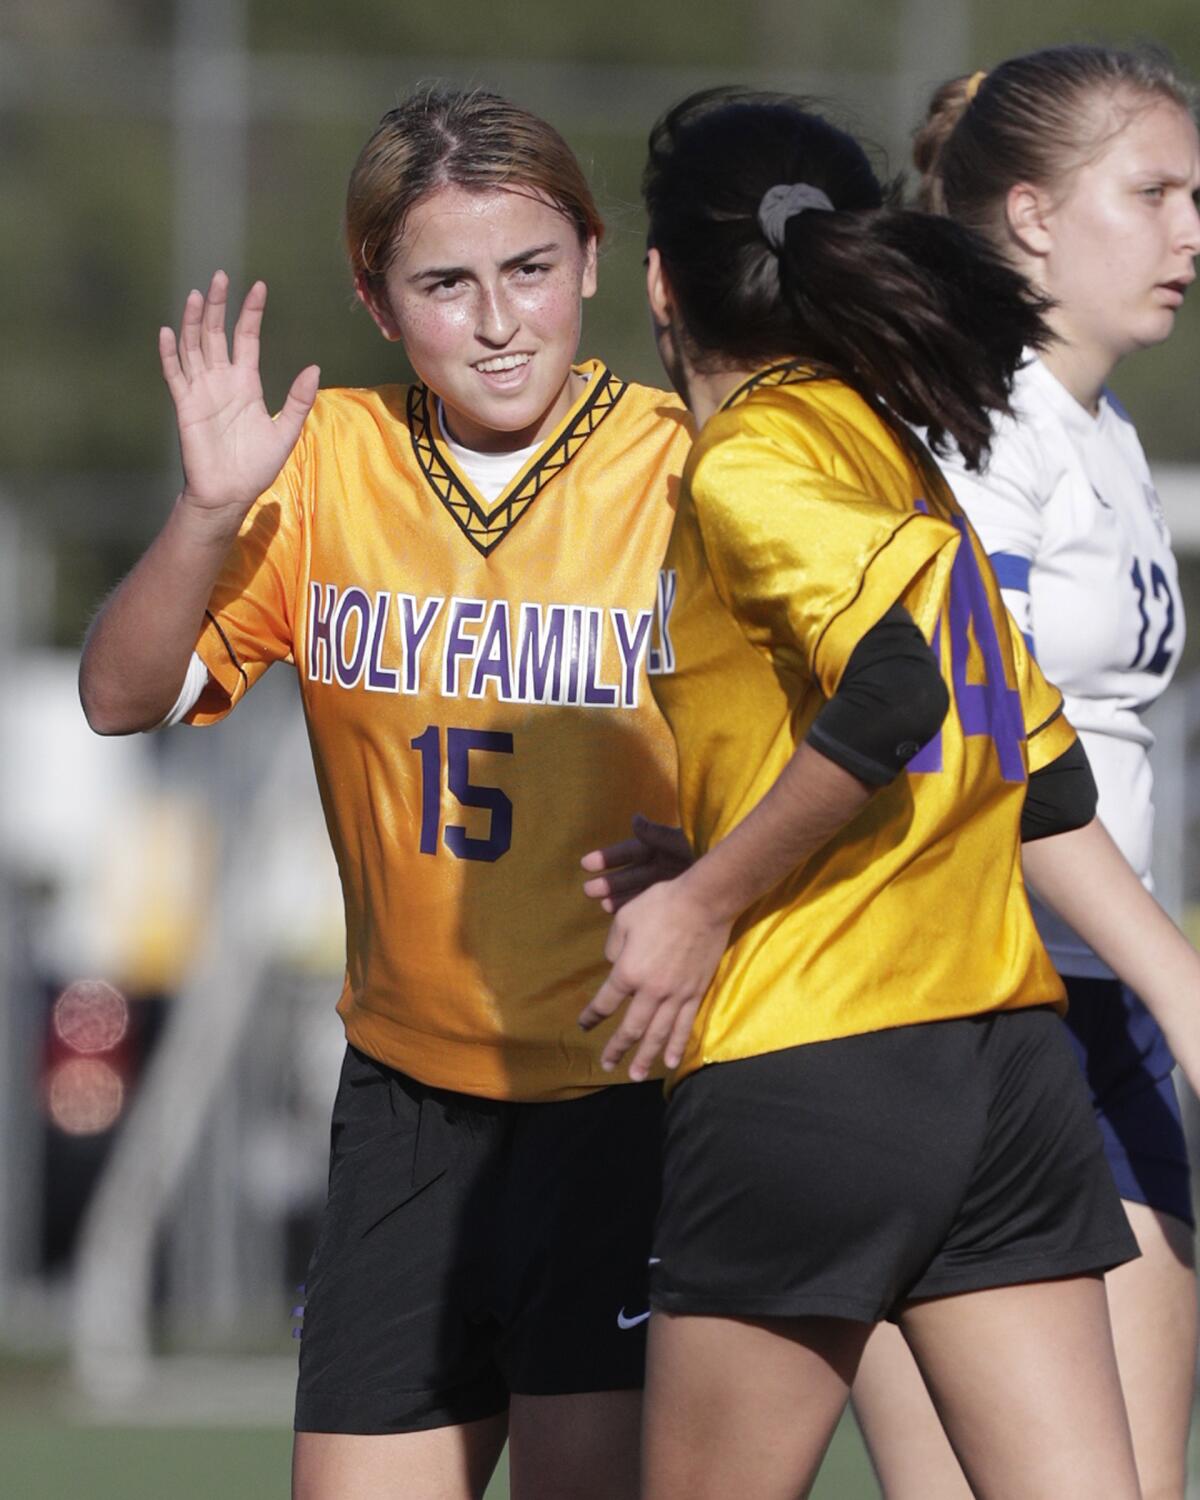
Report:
616,1308,651,1330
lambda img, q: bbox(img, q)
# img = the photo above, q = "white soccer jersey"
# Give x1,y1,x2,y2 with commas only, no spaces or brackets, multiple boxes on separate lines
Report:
937,355,1184,979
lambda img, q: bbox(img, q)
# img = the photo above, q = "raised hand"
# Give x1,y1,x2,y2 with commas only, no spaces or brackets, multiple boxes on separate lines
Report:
158,270,319,524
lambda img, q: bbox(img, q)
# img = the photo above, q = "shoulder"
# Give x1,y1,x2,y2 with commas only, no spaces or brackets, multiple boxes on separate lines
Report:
587,370,694,457
691,377,906,497
305,383,413,436
1099,387,1152,470
938,368,1066,514
686,389,857,527
264,384,418,521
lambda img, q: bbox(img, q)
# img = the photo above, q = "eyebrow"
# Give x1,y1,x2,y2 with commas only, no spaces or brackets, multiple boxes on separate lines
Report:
1130,168,1199,185
408,242,563,283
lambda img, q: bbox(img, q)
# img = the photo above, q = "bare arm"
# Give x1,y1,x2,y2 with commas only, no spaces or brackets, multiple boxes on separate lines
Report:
578,743,872,1079
1023,817,1200,1095
79,272,318,734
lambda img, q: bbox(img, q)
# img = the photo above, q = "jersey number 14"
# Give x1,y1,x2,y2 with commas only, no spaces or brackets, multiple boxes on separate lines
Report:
908,514,1025,784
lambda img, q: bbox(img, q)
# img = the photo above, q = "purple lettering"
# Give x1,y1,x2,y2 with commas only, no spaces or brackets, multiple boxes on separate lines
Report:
308,582,337,683
399,594,444,695
647,569,677,674
611,608,653,707
470,602,513,700
333,588,371,689
517,605,565,703
582,608,618,707
565,608,583,703
365,591,399,692
443,598,485,696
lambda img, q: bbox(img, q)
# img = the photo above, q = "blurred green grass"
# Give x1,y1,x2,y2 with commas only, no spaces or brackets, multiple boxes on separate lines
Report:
0,1414,878,1499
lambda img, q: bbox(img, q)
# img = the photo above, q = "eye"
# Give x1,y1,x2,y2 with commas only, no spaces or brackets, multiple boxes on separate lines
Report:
1139,184,1166,201
513,262,551,280
425,275,467,297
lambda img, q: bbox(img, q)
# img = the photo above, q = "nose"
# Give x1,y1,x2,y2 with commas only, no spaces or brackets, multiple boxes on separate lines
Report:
1178,192,1200,258
475,280,519,347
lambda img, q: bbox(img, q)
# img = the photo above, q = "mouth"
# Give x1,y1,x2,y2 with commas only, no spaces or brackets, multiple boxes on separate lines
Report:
1159,278,1193,304
473,353,533,375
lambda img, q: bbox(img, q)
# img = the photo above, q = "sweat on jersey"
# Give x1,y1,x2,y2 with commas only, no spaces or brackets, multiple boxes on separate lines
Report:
185,361,692,1100
939,356,1184,981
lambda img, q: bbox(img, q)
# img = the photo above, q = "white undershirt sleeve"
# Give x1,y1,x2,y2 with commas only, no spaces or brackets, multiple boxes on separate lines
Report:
150,651,210,730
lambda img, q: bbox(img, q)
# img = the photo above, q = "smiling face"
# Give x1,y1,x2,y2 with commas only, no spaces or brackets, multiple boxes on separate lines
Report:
1018,99,1200,381
358,185,598,453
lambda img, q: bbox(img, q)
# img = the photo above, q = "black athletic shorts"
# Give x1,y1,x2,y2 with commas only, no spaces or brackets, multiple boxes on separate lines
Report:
652,1006,1139,1324
294,1046,664,1434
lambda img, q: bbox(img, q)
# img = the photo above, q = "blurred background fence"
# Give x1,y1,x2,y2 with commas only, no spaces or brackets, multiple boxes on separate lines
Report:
2,0,1200,1492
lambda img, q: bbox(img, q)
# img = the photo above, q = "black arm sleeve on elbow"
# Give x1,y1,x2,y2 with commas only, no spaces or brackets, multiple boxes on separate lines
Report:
1020,737,1097,842
805,603,949,786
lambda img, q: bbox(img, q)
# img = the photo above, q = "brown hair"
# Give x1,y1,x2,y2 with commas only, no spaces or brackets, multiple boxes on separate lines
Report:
914,45,1196,243
644,89,1050,469
346,87,605,298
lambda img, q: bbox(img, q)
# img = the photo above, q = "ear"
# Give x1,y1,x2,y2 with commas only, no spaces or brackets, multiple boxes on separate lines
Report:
580,235,599,301
1005,182,1055,260
354,271,402,342
645,247,673,327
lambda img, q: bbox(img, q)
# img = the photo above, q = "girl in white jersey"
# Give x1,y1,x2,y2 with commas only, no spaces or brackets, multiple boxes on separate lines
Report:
850,46,1200,1500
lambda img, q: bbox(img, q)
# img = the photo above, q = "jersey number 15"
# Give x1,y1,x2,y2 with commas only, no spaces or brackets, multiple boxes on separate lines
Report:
410,725,514,862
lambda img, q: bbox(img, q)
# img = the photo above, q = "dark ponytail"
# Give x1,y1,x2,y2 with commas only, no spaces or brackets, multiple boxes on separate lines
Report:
643,88,1050,470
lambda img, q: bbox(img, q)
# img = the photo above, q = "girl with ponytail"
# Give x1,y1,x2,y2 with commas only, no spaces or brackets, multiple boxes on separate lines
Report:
852,48,1200,1500
577,86,1200,1499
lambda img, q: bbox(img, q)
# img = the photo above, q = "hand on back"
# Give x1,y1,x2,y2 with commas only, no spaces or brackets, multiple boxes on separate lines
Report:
159,270,320,527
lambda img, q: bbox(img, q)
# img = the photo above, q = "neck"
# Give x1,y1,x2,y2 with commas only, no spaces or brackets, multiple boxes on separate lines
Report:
685,365,763,427
1038,338,1116,416
1002,240,1117,414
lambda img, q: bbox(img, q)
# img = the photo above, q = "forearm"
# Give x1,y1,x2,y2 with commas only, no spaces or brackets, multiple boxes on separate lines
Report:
1024,818,1200,1084
679,741,874,924
80,495,241,734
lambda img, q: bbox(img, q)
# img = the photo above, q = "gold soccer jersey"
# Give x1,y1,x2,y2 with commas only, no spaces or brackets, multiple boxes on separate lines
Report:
188,361,691,1100
651,364,1074,1080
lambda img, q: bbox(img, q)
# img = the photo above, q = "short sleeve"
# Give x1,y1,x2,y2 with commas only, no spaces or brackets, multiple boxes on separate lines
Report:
1007,609,1076,772
186,449,306,725
691,433,960,698
939,417,1049,654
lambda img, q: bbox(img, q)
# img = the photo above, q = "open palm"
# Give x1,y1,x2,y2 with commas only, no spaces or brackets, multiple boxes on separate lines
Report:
159,270,319,518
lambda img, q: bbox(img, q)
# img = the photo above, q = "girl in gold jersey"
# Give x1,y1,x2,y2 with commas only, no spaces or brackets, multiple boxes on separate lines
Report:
79,91,691,1500
581,88,1200,1500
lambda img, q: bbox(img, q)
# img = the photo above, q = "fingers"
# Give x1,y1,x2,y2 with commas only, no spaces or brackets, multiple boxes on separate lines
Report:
664,998,701,1070
199,269,231,367
177,287,203,379
582,864,655,902
627,997,687,1082
174,271,238,383
158,326,187,404
635,816,692,857
578,971,629,1033
277,365,320,445
580,836,644,873
231,280,268,367
600,991,670,1076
